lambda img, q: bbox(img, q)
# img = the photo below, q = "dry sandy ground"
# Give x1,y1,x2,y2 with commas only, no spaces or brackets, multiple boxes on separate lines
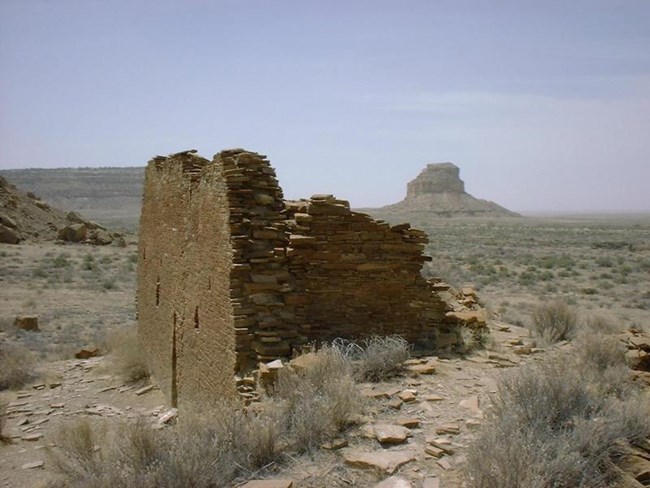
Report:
1,238,649,488
1,318,547,488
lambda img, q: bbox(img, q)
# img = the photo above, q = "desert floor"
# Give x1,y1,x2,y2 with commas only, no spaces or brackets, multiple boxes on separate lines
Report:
1,215,649,487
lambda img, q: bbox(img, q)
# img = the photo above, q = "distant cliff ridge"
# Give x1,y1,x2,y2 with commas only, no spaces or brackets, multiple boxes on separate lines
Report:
0,167,144,230
378,162,520,218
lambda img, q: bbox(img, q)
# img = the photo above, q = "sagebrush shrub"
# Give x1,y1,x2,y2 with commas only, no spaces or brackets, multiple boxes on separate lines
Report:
49,341,368,486
346,335,411,382
104,326,149,382
465,346,649,488
530,299,578,344
0,343,36,390
274,344,362,451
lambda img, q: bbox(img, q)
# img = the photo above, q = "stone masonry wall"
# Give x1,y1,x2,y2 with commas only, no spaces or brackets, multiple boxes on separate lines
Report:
138,149,459,408
217,150,302,372
138,151,237,408
285,195,456,347
138,150,303,407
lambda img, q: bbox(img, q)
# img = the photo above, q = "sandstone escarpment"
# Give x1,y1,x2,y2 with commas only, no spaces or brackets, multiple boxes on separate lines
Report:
379,163,520,218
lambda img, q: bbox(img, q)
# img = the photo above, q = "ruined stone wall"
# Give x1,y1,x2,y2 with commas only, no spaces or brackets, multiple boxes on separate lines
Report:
216,150,302,371
138,151,238,408
138,149,459,408
138,150,303,407
285,195,456,347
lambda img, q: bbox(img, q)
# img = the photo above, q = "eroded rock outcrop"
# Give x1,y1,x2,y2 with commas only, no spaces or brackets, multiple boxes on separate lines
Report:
379,163,519,217
0,175,121,245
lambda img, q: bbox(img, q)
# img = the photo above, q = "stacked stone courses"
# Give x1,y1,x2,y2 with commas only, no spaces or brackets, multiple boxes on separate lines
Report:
138,149,459,408
285,196,452,345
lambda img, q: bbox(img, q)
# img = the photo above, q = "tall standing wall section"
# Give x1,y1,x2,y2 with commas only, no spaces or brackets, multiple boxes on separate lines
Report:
137,149,459,409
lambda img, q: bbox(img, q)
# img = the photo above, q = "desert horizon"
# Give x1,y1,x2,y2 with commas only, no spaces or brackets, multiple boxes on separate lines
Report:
2,1,649,487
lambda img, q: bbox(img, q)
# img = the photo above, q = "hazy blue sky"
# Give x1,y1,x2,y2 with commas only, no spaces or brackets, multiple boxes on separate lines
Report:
1,0,649,212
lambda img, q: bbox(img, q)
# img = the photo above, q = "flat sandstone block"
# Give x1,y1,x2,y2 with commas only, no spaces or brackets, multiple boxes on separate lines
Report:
239,481,293,488
343,450,417,474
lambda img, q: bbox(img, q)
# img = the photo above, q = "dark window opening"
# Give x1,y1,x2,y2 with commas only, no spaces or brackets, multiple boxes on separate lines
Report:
171,311,178,408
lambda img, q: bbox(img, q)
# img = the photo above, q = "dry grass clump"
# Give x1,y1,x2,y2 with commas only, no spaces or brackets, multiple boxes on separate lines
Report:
584,314,625,335
356,335,410,381
0,403,11,444
333,335,410,382
49,343,365,487
529,299,579,344
274,343,363,451
573,333,628,373
465,342,650,488
50,410,281,488
104,326,149,382
0,343,36,390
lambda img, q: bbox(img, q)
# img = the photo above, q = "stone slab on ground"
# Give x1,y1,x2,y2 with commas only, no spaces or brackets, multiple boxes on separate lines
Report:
374,424,411,444
372,476,413,488
343,449,417,474
239,480,294,488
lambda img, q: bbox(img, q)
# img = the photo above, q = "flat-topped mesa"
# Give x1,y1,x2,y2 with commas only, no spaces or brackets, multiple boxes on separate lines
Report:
407,163,465,197
375,161,520,218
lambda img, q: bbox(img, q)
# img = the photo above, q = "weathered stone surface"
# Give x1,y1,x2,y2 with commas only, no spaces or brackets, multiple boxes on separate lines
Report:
422,477,441,488
372,476,412,488
407,163,465,195
459,395,481,414
408,362,436,375
436,423,461,435
426,437,455,455
58,223,88,242
21,433,43,441
14,315,39,331
396,418,420,428
424,445,445,458
374,424,411,444
74,348,99,359
445,310,487,328
0,223,20,243
88,228,113,245
398,390,417,403
343,449,417,474
158,408,178,425
239,480,294,488
135,385,155,396
423,394,445,402
322,438,348,450
388,397,403,410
